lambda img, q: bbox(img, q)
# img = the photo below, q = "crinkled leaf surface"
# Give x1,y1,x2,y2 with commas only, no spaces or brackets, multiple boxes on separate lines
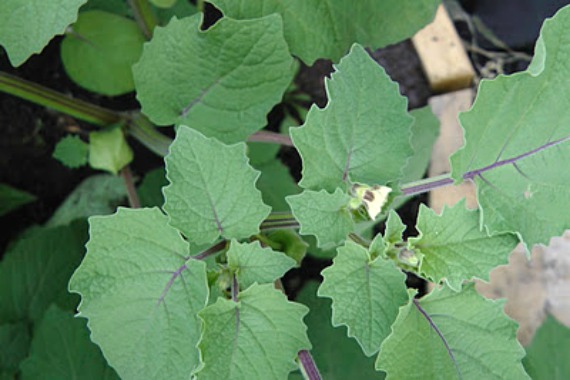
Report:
210,0,439,64
164,127,270,244
376,284,529,379
290,282,383,380
0,322,30,378
0,222,87,323
410,202,519,291
52,135,89,168
61,11,145,96
318,241,408,356
450,6,570,247
227,240,296,289
287,189,354,249
291,44,413,192
523,315,570,379
89,128,133,175
133,14,295,143
196,283,310,379
0,184,36,217
19,305,118,380
69,208,209,380
0,0,87,66
46,174,126,227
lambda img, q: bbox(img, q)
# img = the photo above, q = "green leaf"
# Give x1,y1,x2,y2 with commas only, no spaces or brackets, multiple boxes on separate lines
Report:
0,184,36,217
0,0,87,66
256,159,300,212
46,174,127,227
19,305,118,380
290,44,413,192
247,141,280,166
384,210,406,246
137,168,168,208
402,106,440,183
154,0,197,25
0,222,87,323
89,127,133,174
196,283,311,379
61,11,145,96
133,14,295,143
150,0,176,8
318,241,408,356
164,126,270,245
0,322,30,378
291,282,384,380
409,202,519,291
69,207,209,379
266,230,308,265
523,315,570,379
52,135,89,168
376,284,529,379
287,189,354,249
450,6,570,247
80,0,131,16
227,240,296,289
209,0,439,64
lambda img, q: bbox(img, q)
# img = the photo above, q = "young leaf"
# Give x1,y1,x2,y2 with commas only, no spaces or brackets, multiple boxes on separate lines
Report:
384,210,406,246
409,201,519,291
45,174,127,227
0,183,36,217
163,127,271,245
52,135,89,168
61,11,145,96
133,14,295,143
291,44,413,192
523,315,570,379
69,208,209,380
287,189,354,249
266,230,308,265
450,6,570,247
0,322,30,378
376,284,529,379
0,222,87,323
0,0,87,66
196,283,311,379
209,0,439,64
89,127,133,175
19,305,118,380
226,240,296,289
318,241,409,356
291,282,383,380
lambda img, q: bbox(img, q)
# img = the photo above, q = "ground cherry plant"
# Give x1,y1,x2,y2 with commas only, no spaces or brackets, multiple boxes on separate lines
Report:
1,1,569,379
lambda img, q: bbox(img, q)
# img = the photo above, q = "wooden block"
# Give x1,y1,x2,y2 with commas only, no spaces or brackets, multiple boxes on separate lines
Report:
412,5,475,93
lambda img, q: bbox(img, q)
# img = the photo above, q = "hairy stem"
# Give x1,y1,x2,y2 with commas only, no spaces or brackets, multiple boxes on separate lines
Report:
248,130,293,146
298,350,322,380
120,166,141,208
192,240,228,260
127,0,158,39
231,273,239,302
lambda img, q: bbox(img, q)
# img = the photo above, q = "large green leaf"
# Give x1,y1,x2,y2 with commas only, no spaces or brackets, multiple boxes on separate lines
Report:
450,6,570,247
0,0,87,66
0,223,87,323
290,282,384,380
196,283,310,379
69,208,209,380
163,127,270,245
19,305,118,380
376,284,529,379
409,201,519,291
255,159,300,212
291,44,413,192
0,322,30,378
133,14,295,143
0,184,36,217
227,240,296,289
89,127,133,175
61,11,145,96
318,241,408,356
523,315,570,379
209,0,439,64
46,174,127,227
402,107,440,183
287,189,354,249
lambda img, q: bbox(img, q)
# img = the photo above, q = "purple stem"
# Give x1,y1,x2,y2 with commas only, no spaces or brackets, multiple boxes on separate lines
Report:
231,273,239,302
248,130,294,147
401,134,570,197
413,300,462,379
120,166,141,209
192,240,227,260
298,350,322,380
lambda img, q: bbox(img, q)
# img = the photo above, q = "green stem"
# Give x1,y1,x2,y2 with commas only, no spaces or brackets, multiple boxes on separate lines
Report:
128,0,158,39
197,0,205,12
126,112,171,157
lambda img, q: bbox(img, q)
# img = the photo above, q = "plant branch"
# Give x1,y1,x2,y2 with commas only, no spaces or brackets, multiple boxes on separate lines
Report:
120,166,141,208
231,273,239,302
298,350,322,380
192,240,228,260
400,134,570,197
127,0,158,39
247,130,293,146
